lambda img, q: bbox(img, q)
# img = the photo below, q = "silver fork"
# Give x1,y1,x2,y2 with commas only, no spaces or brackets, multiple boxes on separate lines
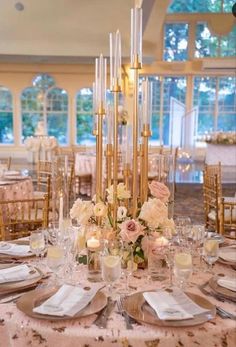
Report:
117,296,133,330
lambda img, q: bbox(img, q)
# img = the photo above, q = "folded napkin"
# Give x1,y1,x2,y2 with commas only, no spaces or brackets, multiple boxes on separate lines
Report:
0,242,32,257
0,264,38,284
143,288,210,321
4,170,20,176
219,248,236,262
217,276,236,292
33,283,104,317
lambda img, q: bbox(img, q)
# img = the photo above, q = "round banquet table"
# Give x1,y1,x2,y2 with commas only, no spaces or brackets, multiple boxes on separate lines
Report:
0,254,235,347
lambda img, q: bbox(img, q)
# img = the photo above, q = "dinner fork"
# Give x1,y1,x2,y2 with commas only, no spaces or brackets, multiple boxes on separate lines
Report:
117,296,133,330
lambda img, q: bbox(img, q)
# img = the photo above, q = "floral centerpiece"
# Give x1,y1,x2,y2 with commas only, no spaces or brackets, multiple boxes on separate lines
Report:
205,132,236,145
70,180,174,269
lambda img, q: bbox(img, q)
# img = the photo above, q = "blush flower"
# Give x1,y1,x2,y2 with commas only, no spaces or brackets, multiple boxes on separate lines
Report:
70,198,94,225
120,219,144,243
93,202,108,218
107,183,131,204
149,181,170,203
139,198,168,229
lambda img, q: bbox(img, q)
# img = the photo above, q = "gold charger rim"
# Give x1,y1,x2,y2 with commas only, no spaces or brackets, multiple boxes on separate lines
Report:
16,286,107,321
218,246,236,266
208,275,236,300
123,290,216,327
0,263,43,294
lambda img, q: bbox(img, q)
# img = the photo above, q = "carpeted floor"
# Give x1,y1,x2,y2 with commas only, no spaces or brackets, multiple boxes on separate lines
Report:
174,183,236,224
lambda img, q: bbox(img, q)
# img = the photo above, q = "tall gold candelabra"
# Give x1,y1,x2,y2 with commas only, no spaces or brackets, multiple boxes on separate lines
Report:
140,124,151,203
131,55,141,217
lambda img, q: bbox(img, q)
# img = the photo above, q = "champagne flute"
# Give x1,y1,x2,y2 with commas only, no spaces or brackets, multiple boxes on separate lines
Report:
174,251,193,289
203,237,219,273
101,239,122,298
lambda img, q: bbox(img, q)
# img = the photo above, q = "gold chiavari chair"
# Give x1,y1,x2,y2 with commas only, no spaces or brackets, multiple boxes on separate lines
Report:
220,198,236,235
203,171,221,233
0,195,49,241
0,157,12,170
204,162,222,196
34,161,52,199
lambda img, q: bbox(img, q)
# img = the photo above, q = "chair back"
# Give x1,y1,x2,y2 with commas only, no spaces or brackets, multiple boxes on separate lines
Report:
220,198,236,235
203,171,220,232
0,195,49,241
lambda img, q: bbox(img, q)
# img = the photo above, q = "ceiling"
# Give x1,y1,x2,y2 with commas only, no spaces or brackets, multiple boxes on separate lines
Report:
0,0,171,64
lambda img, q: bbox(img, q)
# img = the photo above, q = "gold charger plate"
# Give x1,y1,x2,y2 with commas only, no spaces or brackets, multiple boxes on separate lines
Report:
218,246,236,267
209,276,236,301
16,286,107,321
0,263,43,295
0,240,33,260
122,290,216,327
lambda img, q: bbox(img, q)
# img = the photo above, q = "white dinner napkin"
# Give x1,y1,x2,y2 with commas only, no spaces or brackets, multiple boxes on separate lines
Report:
0,242,32,257
219,248,236,262
217,276,236,292
33,283,104,317
0,264,39,284
143,288,210,321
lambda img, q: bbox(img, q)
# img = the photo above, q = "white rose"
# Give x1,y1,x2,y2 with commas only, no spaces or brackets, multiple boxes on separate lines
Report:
70,198,94,225
107,183,130,204
139,198,168,229
93,202,108,217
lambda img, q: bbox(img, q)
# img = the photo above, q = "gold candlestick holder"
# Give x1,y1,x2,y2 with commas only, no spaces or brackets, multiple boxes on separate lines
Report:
111,81,121,230
96,104,105,203
105,143,113,189
123,163,131,210
140,124,151,203
131,54,141,217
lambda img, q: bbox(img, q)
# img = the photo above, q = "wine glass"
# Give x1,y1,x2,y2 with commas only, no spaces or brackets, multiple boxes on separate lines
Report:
164,244,176,287
203,237,219,273
47,244,65,286
174,251,193,289
29,229,47,264
175,217,191,246
120,242,134,293
101,239,122,298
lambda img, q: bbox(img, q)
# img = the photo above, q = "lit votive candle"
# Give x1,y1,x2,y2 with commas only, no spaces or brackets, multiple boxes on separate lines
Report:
87,237,100,250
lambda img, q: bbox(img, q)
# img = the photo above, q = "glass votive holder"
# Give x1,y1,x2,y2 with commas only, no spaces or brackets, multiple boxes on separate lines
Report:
148,234,169,281
87,237,103,282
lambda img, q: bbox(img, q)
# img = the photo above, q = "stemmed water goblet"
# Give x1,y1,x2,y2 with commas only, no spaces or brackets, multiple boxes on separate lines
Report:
120,242,134,293
29,229,47,266
175,217,191,246
203,236,219,273
173,250,193,289
46,241,66,287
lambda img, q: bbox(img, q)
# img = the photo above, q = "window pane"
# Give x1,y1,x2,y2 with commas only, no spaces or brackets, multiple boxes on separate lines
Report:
47,88,68,112
22,113,43,141
0,112,13,144
195,23,218,57
168,0,223,13
32,74,55,91
218,76,236,131
194,77,217,135
0,87,13,144
163,77,186,145
76,88,95,145
164,23,189,61
195,23,236,57
149,77,161,145
21,87,43,112
77,114,95,145
47,113,68,145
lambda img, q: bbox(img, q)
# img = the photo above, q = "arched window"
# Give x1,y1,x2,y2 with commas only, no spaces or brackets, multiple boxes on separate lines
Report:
168,0,234,13
0,86,13,144
46,87,68,144
76,88,95,145
21,74,68,144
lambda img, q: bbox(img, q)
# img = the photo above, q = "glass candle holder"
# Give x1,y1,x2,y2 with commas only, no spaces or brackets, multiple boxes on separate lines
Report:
87,237,102,282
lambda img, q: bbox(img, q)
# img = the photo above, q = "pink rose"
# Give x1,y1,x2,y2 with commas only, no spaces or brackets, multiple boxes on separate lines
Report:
149,181,170,203
120,219,144,243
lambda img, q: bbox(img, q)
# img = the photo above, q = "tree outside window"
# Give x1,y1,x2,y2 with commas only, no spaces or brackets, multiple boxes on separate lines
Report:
0,87,14,144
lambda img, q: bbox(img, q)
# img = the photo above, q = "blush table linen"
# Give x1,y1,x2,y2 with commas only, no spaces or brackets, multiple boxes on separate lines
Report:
0,260,236,347
0,177,33,202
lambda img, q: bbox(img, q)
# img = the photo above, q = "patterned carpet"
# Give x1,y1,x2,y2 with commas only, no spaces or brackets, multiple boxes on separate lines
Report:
174,183,236,224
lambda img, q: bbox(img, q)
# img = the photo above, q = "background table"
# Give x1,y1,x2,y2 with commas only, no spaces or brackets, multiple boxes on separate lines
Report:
0,177,33,202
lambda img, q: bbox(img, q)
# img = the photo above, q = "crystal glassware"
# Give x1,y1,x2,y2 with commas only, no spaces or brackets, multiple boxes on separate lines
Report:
173,251,193,289
203,237,219,273
101,239,122,298
29,229,47,262
47,244,65,286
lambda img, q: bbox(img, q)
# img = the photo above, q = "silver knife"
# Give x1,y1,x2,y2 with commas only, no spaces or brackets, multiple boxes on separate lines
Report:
94,298,115,328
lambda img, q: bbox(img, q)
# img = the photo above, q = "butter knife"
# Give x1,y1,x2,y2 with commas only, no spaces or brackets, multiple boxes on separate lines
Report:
94,298,115,328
